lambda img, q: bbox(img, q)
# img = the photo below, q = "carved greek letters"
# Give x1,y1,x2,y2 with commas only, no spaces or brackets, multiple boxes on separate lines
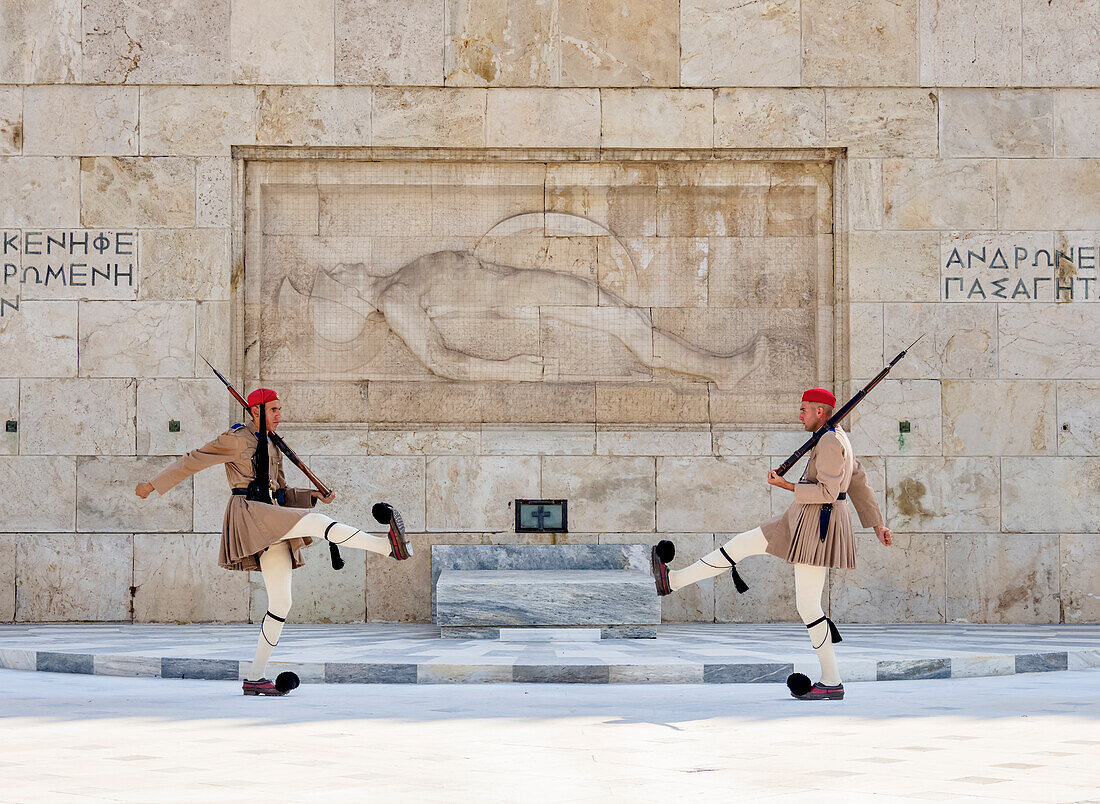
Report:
944,237,1097,303
44,264,65,286
1079,246,1095,270
0,229,139,314
113,263,133,286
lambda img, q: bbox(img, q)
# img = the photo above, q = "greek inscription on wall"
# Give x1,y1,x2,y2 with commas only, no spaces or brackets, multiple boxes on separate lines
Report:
942,239,1098,303
1,230,138,315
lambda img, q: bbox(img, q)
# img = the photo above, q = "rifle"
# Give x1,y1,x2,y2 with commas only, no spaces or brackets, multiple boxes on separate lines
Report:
773,334,924,478
201,355,345,570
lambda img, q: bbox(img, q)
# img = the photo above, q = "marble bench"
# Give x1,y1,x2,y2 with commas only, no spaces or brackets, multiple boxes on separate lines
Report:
432,545,661,639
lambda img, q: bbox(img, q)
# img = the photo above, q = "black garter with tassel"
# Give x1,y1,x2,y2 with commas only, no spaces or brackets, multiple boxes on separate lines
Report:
806,614,842,646
718,546,749,594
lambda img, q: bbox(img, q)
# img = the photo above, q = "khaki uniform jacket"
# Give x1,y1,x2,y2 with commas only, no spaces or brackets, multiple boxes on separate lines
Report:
150,421,316,572
761,426,883,569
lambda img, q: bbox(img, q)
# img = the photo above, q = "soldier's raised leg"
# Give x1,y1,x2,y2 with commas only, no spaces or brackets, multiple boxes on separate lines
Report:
651,527,765,597
279,504,410,561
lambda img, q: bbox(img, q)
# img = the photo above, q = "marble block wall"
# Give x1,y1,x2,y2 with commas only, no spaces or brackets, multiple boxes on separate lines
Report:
1,0,1098,625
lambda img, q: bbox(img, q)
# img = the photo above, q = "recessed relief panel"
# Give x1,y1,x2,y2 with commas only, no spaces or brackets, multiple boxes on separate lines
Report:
245,157,834,424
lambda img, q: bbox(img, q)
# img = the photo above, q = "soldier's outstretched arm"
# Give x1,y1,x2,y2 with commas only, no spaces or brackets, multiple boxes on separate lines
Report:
135,432,239,499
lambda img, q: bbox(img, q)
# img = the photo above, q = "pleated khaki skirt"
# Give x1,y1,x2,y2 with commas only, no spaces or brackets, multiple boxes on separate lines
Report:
762,498,858,570
218,495,314,572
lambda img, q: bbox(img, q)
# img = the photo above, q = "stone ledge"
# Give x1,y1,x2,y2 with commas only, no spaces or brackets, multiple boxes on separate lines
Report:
430,543,652,620
442,625,656,639
1,623,1096,685
436,569,660,630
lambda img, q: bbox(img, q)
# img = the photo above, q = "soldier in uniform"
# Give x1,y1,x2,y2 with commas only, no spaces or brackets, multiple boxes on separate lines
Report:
135,388,411,696
650,388,893,700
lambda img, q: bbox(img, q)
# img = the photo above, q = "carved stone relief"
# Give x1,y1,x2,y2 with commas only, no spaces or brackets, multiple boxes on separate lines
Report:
245,155,834,424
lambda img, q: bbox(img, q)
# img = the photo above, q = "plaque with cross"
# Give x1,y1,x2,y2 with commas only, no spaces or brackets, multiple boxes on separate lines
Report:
514,499,568,533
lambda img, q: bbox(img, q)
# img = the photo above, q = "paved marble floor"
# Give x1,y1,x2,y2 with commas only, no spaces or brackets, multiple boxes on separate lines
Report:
1,623,1098,684
1,667,1097,803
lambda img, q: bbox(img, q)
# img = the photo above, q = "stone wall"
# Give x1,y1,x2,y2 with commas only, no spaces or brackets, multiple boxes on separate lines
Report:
1,0,1097,626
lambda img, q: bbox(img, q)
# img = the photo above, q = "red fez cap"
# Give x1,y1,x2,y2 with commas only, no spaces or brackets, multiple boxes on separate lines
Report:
802,387,836,407
246,388,279,407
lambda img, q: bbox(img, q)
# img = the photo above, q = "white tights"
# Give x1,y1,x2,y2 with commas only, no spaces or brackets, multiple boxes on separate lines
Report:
668,528,842,686
247,513,393,681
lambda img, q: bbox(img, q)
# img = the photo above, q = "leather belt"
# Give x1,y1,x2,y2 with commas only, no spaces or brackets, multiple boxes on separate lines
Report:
232,486,282,505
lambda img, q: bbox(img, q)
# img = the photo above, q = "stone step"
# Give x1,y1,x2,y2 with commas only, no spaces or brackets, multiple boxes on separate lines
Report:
498,628,602,642
430,544,651,621
4,623,1097,684
435,569,660,637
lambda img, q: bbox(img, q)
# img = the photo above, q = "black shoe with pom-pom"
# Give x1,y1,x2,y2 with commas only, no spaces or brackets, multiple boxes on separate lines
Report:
651,540,676,596
373,502,411,561
787,673,844,700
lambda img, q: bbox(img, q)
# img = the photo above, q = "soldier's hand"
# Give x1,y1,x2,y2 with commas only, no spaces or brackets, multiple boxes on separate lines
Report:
135,481,154,499
767,470,794,491
875,524,893,547
312,490,336,504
